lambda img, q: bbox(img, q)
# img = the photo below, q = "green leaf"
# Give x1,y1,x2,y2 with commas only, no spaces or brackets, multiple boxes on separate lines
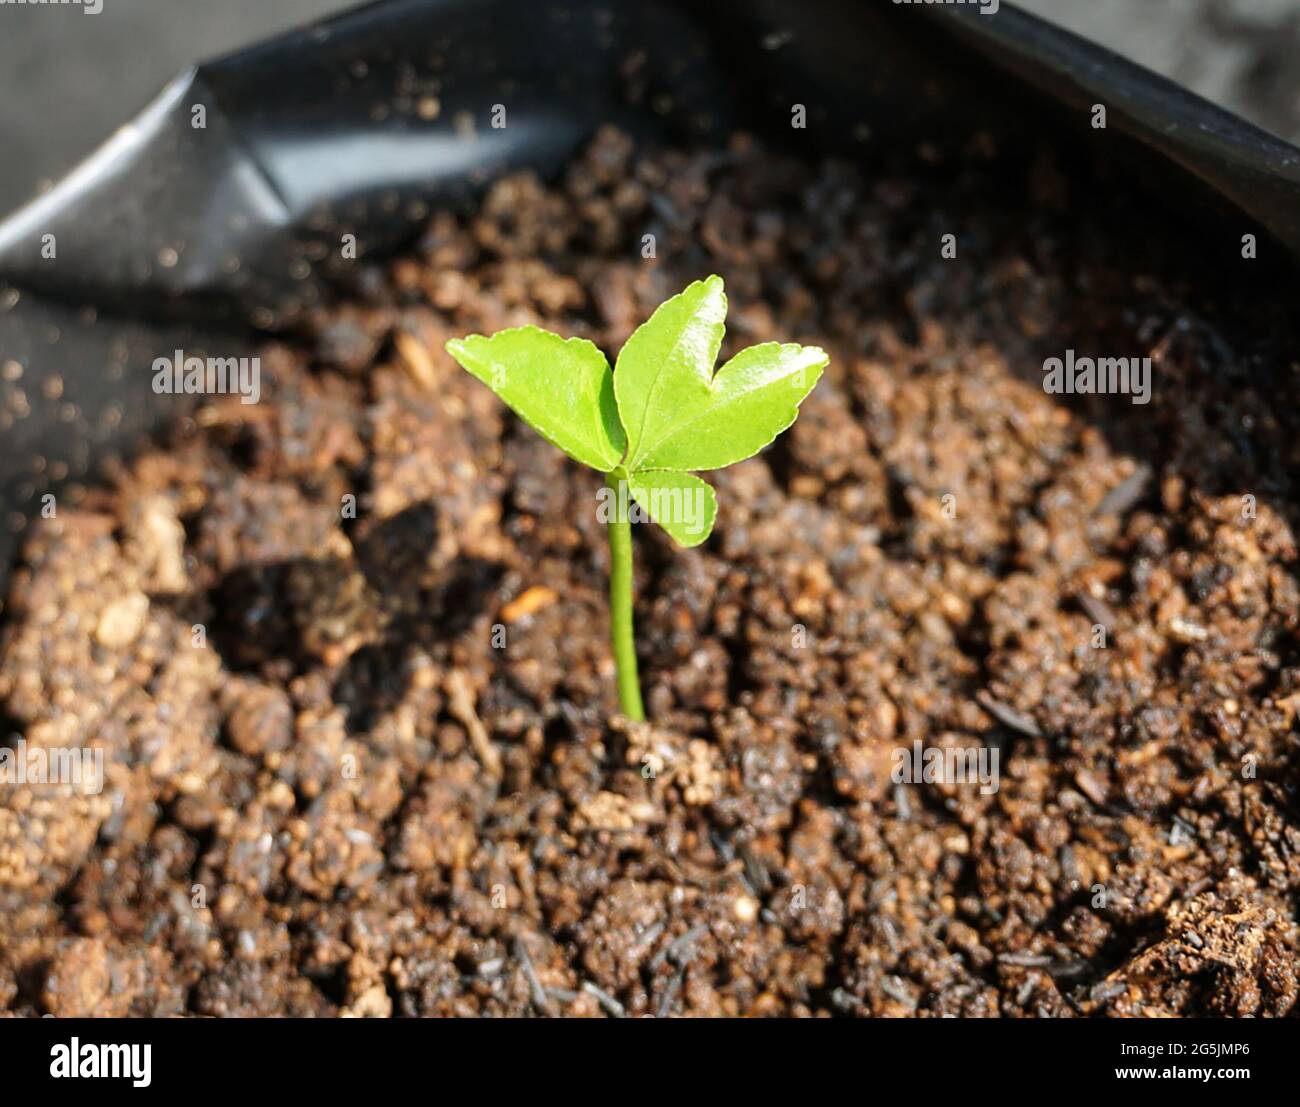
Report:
446,325,626,472
615,275,727,472
624,469,718,548
633,340,828,472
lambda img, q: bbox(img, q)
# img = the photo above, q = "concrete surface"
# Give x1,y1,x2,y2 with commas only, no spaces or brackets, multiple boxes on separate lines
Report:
0,0,354,217
0,0,1298,218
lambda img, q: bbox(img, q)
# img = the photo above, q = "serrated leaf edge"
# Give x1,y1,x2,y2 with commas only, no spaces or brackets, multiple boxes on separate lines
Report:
618,275,727,472
623,468,718,548
445,326,626,473
631,342,828,473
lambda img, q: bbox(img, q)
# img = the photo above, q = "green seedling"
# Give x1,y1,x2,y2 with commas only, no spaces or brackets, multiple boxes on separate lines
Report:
446,275,827,721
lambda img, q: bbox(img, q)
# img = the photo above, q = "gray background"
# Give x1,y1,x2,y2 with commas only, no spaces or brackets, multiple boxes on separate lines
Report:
0,0,1298,218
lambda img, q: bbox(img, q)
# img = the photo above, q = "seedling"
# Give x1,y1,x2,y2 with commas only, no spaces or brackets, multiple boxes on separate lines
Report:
446,275,827,721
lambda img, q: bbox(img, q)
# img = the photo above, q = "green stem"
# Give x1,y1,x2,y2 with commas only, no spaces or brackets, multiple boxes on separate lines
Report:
605,472,645,721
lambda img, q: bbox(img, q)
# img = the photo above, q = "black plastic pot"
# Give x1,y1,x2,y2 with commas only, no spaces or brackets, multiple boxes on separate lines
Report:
2,0,1299,585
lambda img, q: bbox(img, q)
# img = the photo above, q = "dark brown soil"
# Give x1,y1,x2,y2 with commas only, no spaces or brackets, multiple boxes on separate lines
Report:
2,128,1299,1017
